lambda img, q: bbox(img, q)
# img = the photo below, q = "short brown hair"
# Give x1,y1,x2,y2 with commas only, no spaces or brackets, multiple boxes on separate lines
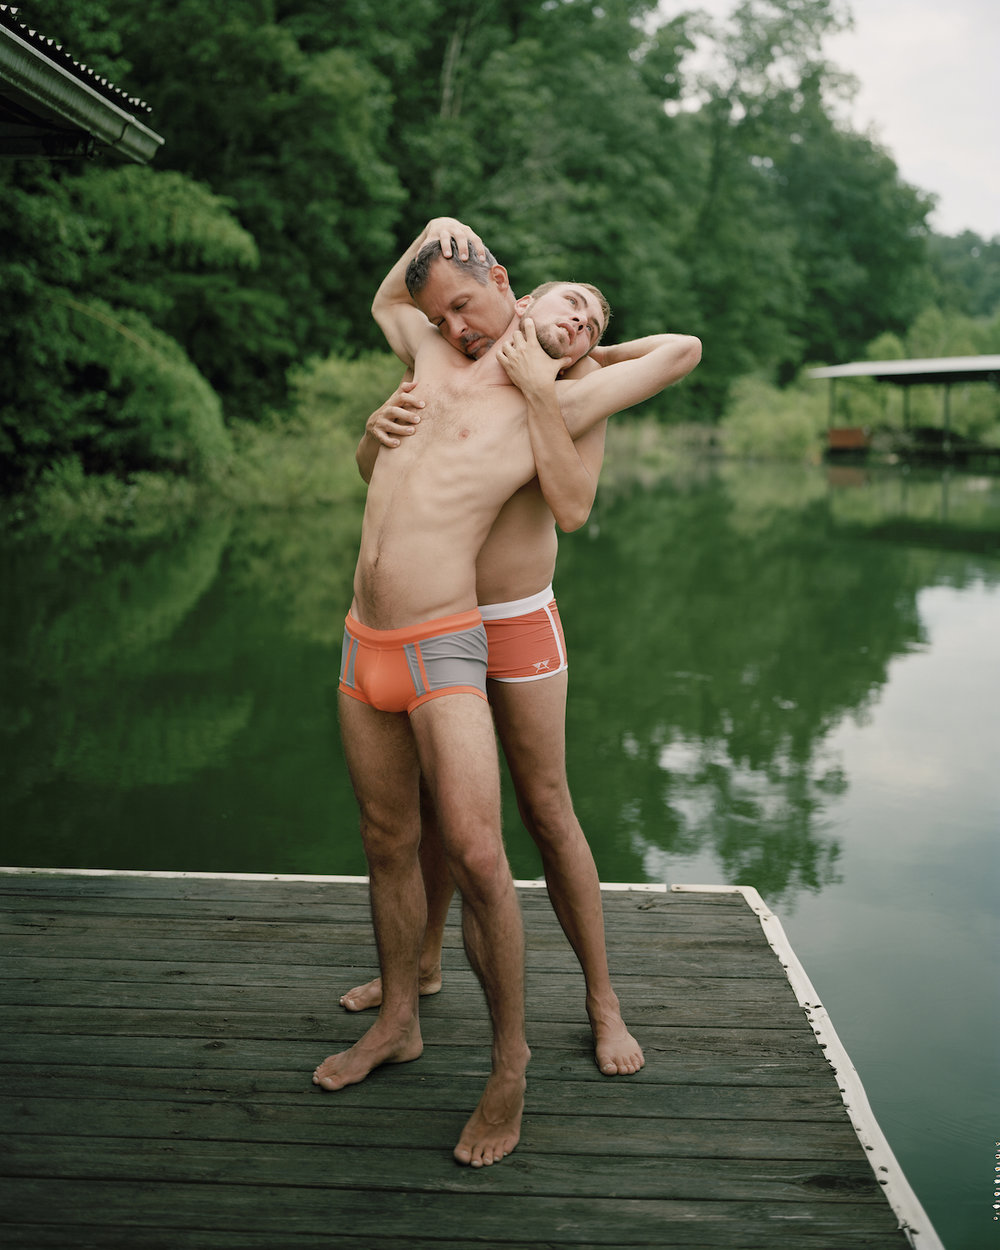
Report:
527,281,611,342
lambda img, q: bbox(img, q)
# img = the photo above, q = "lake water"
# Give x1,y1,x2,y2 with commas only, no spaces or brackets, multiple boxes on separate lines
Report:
3,459,998,1247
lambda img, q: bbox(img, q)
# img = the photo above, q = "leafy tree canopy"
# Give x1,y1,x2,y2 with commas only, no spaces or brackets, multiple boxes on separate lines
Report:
3,0,993,492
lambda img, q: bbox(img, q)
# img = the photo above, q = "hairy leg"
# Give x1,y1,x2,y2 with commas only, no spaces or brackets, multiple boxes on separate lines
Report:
489,674,643,1076
340,780,455,1011
410,693,530,1165
314,694,425,1091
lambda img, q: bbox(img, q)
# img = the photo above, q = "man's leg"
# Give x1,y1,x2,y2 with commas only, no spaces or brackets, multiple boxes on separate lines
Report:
489,673,644,1076
313,693,426,1090
339,780,454,1011
409,692,530,1167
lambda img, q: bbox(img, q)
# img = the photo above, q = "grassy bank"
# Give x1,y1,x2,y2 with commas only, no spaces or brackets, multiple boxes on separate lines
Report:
2,353,406,542
6,353,997,544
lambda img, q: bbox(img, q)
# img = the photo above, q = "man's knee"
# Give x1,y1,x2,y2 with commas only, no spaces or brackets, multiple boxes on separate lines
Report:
446,834,510,900
360,807,421,869
517,776,576,844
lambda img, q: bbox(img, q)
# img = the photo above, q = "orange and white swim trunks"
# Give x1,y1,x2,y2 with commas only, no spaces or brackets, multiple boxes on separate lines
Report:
339,608,489,715
480,584,568,683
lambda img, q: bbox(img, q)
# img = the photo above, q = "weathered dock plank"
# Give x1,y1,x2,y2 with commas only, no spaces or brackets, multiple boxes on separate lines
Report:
0,870,941,1248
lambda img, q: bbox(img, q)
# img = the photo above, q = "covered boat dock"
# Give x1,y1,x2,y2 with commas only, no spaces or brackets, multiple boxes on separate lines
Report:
809,355,1000,461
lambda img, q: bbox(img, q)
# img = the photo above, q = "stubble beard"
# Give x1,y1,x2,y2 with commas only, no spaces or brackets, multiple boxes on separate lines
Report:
531,321,570,361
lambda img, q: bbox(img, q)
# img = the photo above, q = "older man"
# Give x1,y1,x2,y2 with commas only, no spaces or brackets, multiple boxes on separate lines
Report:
313,221,700,1168
342,219,701,1078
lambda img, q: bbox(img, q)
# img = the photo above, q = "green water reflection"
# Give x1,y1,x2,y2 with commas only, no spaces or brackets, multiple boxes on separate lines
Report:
553,464,998,905
2,461,997,1249
2,506,366,875
2,463,996,888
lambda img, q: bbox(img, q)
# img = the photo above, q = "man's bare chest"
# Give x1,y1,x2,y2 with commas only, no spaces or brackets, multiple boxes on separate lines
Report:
403,382,524,463
431,375,519,426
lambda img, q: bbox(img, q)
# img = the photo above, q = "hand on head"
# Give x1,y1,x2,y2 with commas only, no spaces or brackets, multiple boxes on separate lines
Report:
424,217,487,265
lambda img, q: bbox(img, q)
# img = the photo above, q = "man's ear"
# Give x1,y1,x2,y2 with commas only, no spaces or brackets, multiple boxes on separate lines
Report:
490,264,512,292
514,294,532,314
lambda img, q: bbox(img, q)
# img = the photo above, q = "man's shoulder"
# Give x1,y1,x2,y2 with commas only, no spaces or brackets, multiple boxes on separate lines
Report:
375,300,437,367
414,328,454,360
411,333,469,383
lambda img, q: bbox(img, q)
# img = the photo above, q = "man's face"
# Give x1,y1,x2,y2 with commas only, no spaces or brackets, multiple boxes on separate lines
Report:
415,259,516,359
520,285,606,367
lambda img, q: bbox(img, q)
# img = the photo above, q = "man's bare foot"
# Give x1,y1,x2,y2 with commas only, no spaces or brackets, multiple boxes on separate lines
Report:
312,1018,423,1091
453,1051,530,1168
588,998,644,1076
340,967,443,1012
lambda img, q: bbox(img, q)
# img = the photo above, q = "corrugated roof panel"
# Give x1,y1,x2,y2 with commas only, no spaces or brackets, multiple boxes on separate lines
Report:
809,356,1000,385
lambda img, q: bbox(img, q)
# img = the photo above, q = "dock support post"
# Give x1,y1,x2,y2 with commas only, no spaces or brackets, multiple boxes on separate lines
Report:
942,384,952,453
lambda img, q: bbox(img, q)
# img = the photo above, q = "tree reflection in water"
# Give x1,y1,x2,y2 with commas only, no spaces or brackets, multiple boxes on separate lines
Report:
544,463,998,905
1,462,997,906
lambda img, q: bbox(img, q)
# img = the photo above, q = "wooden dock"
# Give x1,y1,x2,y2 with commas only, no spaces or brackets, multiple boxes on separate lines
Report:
0,869,942,1249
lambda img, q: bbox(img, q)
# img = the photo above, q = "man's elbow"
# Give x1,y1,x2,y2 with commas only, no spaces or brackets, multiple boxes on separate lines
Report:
556,502,593,533
372,286,402,330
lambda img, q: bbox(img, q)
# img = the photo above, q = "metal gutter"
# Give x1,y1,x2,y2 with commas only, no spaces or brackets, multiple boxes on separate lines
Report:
0,14,163,163
809,355,1000,387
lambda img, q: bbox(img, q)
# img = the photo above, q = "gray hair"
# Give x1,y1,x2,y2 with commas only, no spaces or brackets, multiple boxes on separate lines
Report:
405,238,498,296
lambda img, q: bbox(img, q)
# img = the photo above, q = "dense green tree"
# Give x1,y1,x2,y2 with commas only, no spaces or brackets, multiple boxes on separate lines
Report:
0,163,248,485
23,0,131,80
270,0,697,342
2,0,988,493
928,231,1000,319
673,1,852,401
303,1,704,410
425,7,696,319
677,1,932,400
111,0,404,364
767,75,934,370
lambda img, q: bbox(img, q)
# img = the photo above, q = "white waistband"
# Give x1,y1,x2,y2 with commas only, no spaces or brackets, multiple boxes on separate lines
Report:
478,584,555,622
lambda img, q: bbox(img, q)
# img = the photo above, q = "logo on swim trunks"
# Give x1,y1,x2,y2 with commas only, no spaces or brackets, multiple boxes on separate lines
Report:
533,659,553,672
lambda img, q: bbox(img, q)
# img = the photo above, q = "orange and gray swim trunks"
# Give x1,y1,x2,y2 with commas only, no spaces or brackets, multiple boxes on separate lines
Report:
339,608,489,715
481,584,568,683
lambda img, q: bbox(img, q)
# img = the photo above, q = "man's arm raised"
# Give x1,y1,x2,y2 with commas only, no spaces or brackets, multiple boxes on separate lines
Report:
497,319,604,533
587,334,696,367
557,333,702,439
372,217,487,367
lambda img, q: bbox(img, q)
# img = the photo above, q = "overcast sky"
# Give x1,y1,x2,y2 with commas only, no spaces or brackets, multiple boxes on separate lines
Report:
665,0,1000,239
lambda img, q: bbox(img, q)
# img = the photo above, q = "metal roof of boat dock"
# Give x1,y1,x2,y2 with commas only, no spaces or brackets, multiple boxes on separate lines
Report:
809,356,1000,386
0,3,163,162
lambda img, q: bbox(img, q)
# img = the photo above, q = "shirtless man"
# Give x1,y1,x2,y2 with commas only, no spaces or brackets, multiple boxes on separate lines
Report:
312,223,701,1167
340,218,700,1078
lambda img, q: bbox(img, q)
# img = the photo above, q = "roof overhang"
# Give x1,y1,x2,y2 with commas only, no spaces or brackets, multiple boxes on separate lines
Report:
0,9,163,163
808,356,1000,387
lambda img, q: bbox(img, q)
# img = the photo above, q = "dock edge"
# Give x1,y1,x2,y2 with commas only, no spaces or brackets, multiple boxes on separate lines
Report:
670,882,944,1250
0,867,944,1246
